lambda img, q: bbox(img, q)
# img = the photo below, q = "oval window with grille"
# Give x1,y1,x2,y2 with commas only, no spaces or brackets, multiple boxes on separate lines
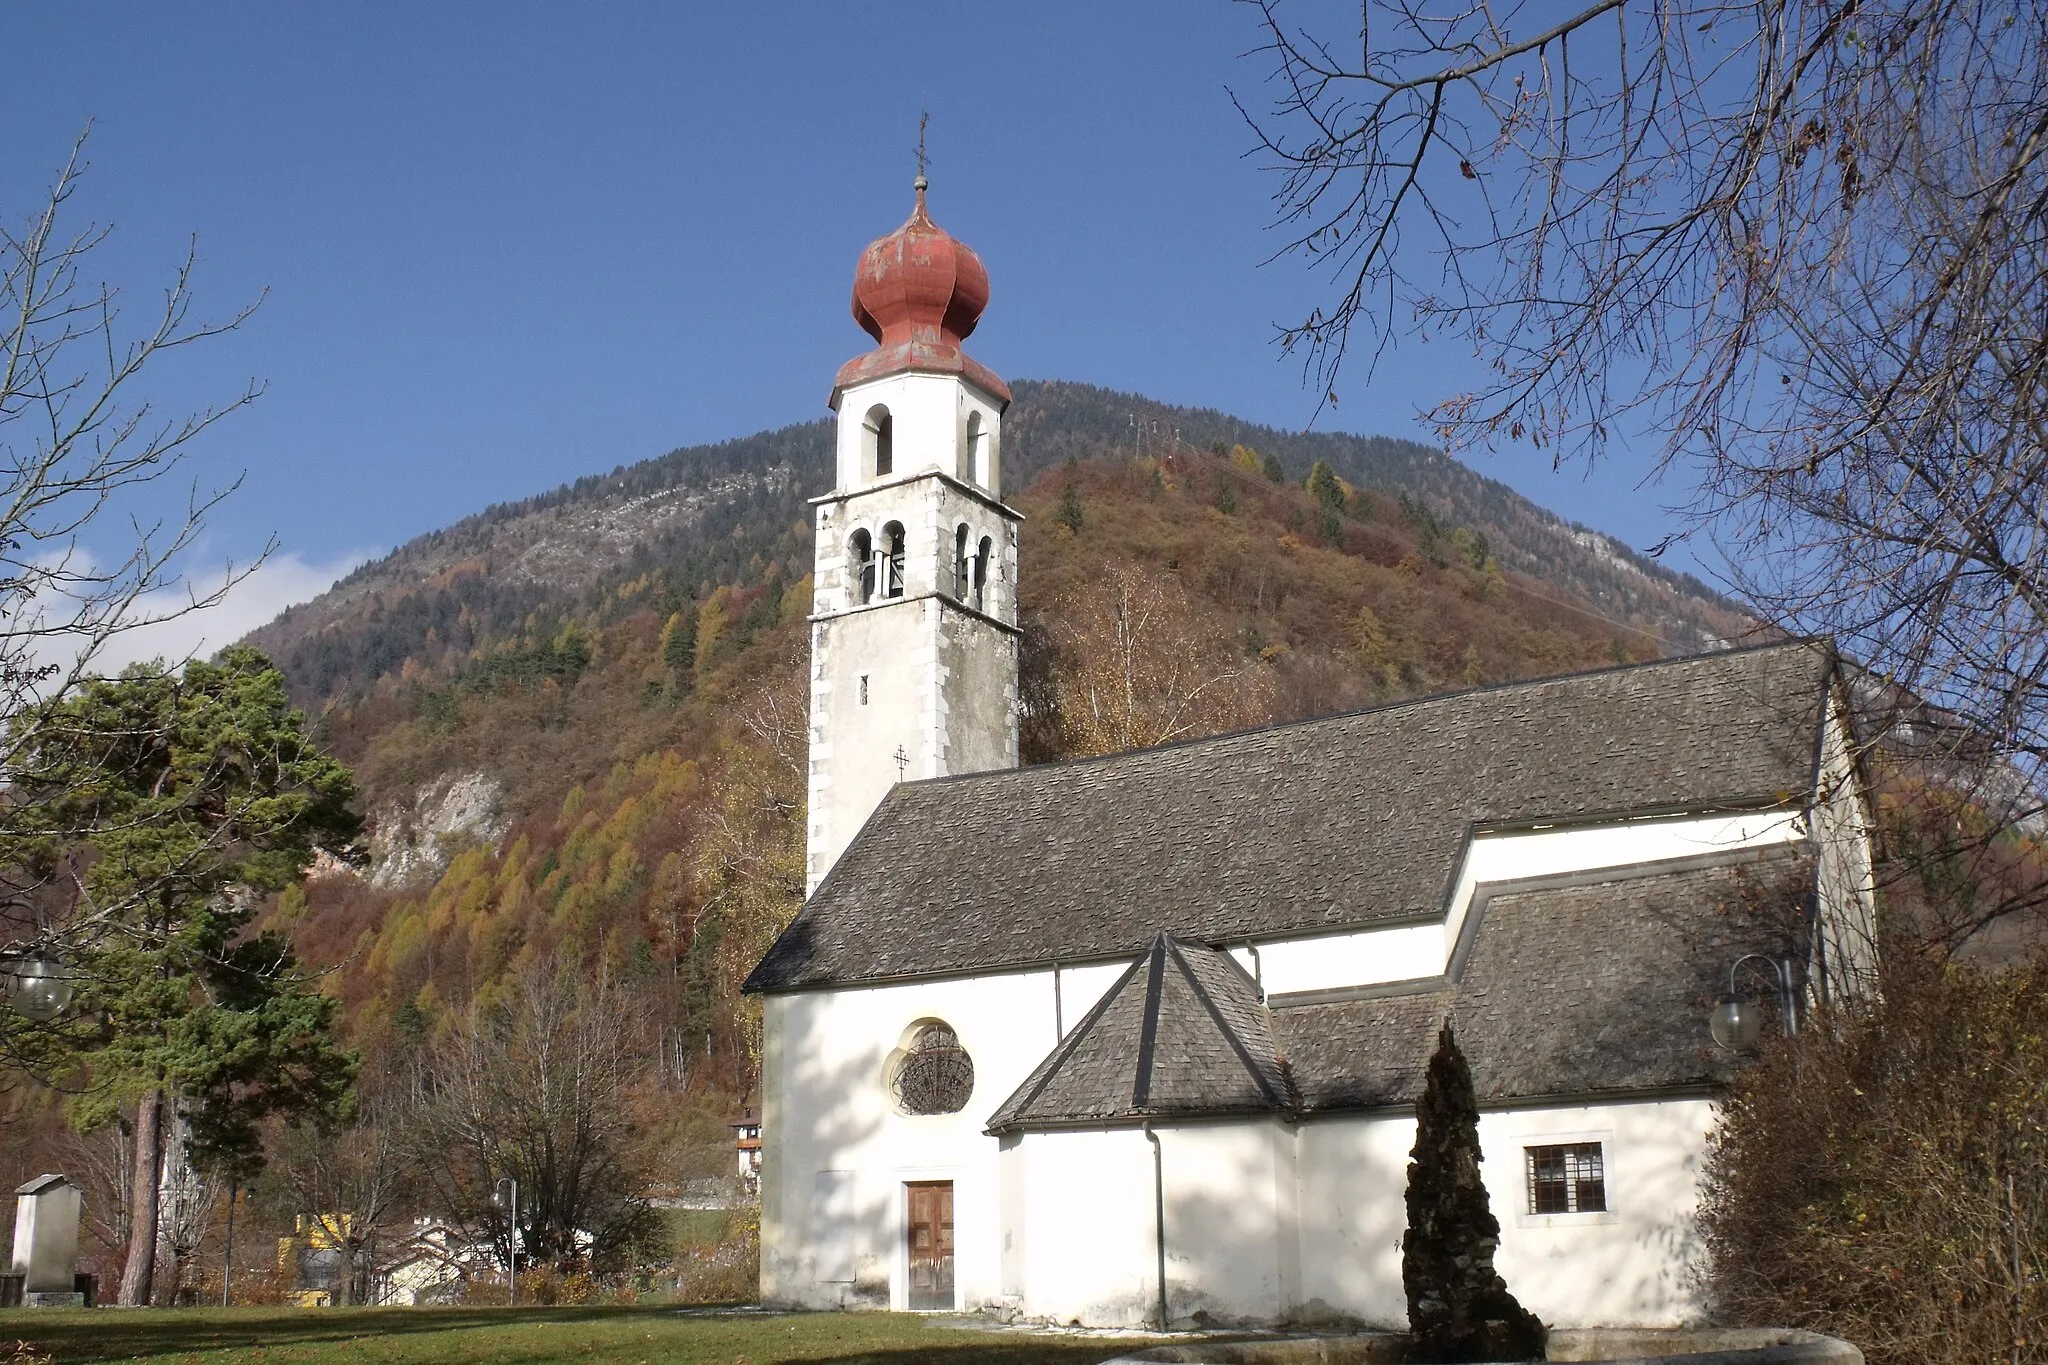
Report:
891,1022,974,1115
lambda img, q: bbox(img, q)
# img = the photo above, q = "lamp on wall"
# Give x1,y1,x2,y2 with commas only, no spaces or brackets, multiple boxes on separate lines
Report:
1,950,75,1023
1710,954,1798,1050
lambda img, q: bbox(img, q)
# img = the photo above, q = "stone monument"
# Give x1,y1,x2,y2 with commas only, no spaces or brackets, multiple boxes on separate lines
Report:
11,1174,85,1307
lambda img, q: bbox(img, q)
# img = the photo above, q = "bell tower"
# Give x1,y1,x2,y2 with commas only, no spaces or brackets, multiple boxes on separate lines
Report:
805,174,1022,894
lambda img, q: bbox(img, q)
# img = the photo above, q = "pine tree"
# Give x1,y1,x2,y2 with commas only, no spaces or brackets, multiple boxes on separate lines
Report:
1305,459,1347,513
1054,484,1085,534
660,608,698,677
12,645,361,1305
1402,1025,1546,1362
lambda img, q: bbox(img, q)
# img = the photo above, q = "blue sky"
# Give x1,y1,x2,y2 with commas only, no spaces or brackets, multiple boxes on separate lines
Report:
2,3,1708,660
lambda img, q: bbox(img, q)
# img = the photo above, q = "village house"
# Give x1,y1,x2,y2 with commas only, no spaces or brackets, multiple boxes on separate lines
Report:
743,177,1879,1330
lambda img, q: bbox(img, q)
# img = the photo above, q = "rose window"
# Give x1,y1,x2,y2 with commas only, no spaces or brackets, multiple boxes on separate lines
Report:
892,1023,974,1115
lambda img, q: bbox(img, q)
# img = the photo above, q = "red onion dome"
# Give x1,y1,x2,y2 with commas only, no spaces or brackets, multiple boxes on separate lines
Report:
833,179,1010,408
852,180,990,347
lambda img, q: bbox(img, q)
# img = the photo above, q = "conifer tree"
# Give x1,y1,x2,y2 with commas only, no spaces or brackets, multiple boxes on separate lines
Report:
1305,460,1346,513
11,645,361,1305
1054,484,1085,534
660,608,698,679
1402,1024,1546,1362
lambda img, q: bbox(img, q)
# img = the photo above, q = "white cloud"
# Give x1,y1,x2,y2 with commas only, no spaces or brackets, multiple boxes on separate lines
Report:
86,548,377,675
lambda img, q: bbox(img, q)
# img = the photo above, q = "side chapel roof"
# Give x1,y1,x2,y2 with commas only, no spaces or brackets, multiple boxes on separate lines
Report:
746,639,1837,995
986,933,1295,1131
1272,845,1814,1117
988,845,1813,1130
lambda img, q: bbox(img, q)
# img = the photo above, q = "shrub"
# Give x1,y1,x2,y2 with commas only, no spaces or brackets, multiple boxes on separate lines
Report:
671,1207,759,1305
1699,951,2048,1365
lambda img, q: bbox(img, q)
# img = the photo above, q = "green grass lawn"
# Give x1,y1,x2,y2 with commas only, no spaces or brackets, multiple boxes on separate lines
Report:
0,1305,1134,1365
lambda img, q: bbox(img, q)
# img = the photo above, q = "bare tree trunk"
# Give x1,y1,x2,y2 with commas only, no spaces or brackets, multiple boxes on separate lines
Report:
118,1089,164,1307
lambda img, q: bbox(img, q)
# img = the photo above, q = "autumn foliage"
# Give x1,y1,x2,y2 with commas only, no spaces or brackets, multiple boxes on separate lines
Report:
1,394,1740,1293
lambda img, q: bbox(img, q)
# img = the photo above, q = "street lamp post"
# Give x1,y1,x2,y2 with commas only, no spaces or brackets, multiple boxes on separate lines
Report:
1,951,75,1023
1710,954,1800,1051
493,1176,519,1307
221,1184,254,1307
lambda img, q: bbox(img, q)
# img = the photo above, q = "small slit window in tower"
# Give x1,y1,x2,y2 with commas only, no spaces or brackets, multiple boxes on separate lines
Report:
965,412,986,486
953,524,971,600
1526,1142,1607,1215
973,536,993,611
848,529,875,605
892,1022,974,1115
864,405,894,478
881,522,906,599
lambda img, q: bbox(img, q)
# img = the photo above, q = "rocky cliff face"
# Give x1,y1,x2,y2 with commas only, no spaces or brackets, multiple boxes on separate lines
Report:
367,771,510,889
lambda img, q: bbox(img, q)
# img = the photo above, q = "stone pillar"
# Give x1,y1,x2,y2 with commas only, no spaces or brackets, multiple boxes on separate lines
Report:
11,1174,85,1307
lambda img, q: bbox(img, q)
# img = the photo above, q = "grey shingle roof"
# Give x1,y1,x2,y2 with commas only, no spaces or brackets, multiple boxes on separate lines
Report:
986,934,1295,1132
746,640,1835,994
1279,846,1815,1113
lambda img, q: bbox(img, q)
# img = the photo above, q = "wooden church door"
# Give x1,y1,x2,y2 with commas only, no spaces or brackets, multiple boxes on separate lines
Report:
905,1181,955,1309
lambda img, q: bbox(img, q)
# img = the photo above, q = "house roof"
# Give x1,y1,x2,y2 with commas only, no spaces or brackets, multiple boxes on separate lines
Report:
1277,846,1813,1114
746,639,1835,994
14,1173,75,1197
989,845,1814,1130
987,933,1295,1131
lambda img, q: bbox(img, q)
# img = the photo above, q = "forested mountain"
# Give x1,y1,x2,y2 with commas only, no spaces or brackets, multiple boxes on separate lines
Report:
251,380,1733,716
245,379,1754,1126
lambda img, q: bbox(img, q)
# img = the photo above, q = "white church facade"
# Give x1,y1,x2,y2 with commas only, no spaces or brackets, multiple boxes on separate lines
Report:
744,178,1880,1330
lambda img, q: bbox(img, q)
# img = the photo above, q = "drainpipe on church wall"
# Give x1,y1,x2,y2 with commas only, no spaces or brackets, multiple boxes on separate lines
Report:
1144,1123,1168,1331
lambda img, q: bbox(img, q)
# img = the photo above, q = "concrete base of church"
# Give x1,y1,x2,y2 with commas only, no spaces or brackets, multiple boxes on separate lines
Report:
1096,1328,1862,1365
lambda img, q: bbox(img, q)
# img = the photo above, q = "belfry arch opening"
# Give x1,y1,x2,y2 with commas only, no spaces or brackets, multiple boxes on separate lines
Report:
864,405,894,479
849,528,875,605
973,536,993,611
880,522,906,599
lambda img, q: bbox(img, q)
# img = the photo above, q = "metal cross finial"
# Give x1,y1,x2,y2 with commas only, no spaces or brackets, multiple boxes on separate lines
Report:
893,745,910,782
914,112,930,192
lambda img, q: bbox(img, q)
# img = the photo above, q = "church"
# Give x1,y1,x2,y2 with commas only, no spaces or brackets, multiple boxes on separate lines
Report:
742,176,1880,1330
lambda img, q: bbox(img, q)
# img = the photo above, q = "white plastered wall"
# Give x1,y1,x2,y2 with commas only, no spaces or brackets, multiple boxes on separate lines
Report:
758,962,1126,1312
759,944,1717,1328
1010,1118,1300,1328
833,371,1005,498
1294,1098,1715,1330
991,1096,1712,1329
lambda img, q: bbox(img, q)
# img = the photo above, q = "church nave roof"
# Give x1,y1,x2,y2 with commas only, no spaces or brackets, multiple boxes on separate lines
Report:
745,638,1836,995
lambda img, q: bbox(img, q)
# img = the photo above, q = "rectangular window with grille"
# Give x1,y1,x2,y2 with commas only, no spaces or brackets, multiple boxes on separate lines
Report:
1526,1142,1607,1215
